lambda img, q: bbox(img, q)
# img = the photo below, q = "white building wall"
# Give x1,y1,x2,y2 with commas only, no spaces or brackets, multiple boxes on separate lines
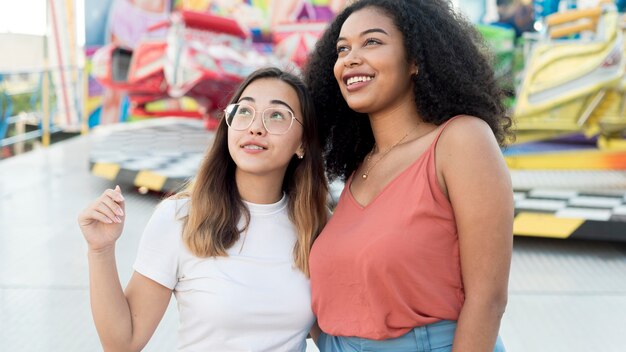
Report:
0,33,45,72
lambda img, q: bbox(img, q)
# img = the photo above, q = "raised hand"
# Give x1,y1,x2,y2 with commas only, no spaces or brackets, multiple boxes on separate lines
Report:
78,185,126,252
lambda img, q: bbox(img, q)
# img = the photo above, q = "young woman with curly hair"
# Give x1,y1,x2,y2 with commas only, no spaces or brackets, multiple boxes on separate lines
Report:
305,0,513,350
79,67,328,351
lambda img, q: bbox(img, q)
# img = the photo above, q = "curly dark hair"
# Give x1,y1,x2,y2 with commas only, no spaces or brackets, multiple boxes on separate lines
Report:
304,0,513,181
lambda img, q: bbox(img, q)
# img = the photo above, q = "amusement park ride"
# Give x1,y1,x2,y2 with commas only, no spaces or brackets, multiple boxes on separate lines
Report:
91,10,288,126
89,4,626,241
506,2,626,241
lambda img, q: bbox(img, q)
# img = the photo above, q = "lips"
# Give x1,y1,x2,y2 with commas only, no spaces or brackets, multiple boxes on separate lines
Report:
241,143,267,150
239,139,267,151
346,75,374,86
342,72,375,86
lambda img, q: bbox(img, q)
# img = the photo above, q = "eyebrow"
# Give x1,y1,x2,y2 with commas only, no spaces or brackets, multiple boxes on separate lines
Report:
238,97,295,112
270,99,295,112
337,28,389,42
238,97,255,103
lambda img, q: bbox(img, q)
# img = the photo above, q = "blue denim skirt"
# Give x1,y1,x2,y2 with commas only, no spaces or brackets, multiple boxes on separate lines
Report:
317,320,506,352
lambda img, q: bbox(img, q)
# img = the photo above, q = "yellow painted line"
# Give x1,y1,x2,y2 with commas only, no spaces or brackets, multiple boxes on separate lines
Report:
134,171,167,191
91,163,121,181
513,212,585,239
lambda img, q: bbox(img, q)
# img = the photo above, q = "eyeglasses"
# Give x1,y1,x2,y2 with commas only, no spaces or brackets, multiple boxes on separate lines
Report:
224,103,303,135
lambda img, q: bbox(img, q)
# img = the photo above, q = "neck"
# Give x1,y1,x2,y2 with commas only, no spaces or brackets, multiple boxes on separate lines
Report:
368,102,422,151
235,168,285,204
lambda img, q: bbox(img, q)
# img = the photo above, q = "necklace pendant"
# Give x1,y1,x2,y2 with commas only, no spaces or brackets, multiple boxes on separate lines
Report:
362,173,368,179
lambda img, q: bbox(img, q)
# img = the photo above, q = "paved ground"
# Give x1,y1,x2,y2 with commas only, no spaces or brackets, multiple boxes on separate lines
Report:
1,126,625,351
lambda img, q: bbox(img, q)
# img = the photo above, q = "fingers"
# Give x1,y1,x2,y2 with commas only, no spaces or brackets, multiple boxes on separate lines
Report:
78,186,126,225
116,185,126,212
84,208,116,224
102,191,125,217
95,201,122,224
105,186,125,204
102,186,126,222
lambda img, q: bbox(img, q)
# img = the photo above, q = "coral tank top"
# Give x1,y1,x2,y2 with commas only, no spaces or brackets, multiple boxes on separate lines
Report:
309,118,464,340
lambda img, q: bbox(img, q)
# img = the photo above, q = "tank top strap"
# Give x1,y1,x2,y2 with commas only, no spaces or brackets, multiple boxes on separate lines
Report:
428,115,465,150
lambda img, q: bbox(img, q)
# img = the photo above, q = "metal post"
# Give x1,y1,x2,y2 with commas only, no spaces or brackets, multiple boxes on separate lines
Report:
42,0,51,147
81,65,89,134
42,68,50,147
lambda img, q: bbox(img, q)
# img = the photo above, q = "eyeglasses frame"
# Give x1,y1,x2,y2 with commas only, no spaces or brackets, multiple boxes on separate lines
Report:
223,103,304,135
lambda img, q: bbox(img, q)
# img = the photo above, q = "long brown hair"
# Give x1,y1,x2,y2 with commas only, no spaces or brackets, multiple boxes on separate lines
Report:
176,67,328,275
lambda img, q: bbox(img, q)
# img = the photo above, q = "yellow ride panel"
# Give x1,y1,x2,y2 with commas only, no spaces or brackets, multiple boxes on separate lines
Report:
513,212,585,238
91,163,121,181
134,171,167,191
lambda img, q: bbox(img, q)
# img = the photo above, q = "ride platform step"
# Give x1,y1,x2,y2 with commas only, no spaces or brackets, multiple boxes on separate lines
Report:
89,118,212,193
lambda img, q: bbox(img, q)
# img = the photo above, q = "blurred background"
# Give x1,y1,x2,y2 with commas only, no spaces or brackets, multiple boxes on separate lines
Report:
1,0,625,351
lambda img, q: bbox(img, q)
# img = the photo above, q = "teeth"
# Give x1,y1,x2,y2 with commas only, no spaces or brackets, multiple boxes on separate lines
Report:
347,76,373,86
243,145,264,150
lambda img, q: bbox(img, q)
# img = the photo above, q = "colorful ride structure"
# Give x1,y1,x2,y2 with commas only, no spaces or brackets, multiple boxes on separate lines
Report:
507,2,626,242
91,10,284,128
510,2,626,169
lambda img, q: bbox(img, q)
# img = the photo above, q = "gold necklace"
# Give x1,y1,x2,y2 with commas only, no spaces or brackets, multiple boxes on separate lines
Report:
361,125,419,180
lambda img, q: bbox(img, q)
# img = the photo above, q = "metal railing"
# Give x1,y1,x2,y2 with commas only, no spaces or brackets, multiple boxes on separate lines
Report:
0,66,88,154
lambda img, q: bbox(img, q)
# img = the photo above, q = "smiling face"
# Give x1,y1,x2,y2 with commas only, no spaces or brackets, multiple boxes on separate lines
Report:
227,78,305,179
334,7,417,114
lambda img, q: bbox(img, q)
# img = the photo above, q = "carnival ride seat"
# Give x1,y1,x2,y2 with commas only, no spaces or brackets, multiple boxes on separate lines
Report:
111,47,133,83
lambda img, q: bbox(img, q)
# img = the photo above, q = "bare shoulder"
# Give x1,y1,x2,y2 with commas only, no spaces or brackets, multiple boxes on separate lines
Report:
440,115,495,145
436,115,499,158
434,115,511,204
435,115,505,178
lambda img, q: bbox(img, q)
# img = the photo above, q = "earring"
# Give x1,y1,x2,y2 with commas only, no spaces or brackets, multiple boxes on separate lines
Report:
297,154,304,159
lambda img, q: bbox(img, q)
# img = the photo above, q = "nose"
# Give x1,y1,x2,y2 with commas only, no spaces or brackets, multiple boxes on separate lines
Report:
343,49,362,68
248,114,267,136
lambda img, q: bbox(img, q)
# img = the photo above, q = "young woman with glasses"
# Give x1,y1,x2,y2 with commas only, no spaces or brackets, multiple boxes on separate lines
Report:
305,0,514,351
78,67,328,351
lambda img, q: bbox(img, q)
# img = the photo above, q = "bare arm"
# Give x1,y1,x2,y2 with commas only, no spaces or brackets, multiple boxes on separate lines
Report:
79,187,172,351
309,320,322,344
88,253,171,351
437,117,513,352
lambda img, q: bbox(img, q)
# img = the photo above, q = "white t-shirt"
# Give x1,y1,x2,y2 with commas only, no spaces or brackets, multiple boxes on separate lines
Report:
133,195,315,352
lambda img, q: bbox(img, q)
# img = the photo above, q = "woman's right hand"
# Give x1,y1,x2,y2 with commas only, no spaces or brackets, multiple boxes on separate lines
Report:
78,185,126,252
